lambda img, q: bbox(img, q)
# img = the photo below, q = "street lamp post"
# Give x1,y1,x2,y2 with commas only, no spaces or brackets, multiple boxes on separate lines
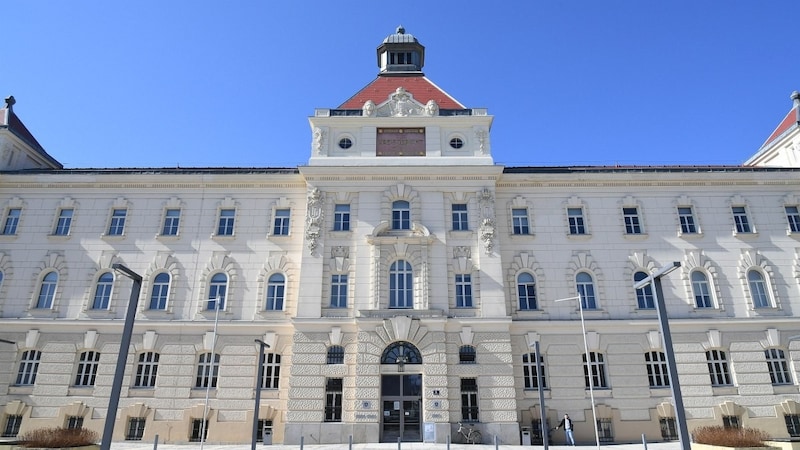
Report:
101,264,142,450
0,338,15,345
530,340,549,450
555,295,600,450
252,339,270,450
633,262,688,450
200,298,222,450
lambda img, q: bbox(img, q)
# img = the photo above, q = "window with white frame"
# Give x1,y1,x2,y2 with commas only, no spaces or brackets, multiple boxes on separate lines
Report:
92,272,114,310
161,208,180,236
330,274,347,308
265,273,285,310
392,200,411,230
195,352,219,388
645,351,669,388
706,349,732,386
149,273,170,310
511,208,529,235
747,269,772,308
786,206,800,233
107,208,127,236
134,351,159,388
634,271,654,309
2,415,22,437
583,351,608,388
2,208,21,235
460,378,479,422
36,271,58,309
452,203,469,231
324,378,343,422
691,271,714,308
207,273,227,311
523,352,547,389
623,207,642,234
15,349,41,386
786,414,800,438
677,206,697,234
217,208,235,236
389,260,413,308
576,272,597,309
567,207,586,235
333,204,350,231
259,352,281,389
517,272,537,310
273,209,290,235
66,416,84,429
54,208,73,235
765,348,791,385
455,274,473,307
732,206,752,233
75,351,100,387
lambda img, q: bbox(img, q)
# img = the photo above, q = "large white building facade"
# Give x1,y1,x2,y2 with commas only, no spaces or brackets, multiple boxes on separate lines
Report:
2,28,800,446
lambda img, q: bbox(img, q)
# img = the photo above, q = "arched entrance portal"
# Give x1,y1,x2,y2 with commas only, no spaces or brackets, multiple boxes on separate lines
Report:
380,341,422,442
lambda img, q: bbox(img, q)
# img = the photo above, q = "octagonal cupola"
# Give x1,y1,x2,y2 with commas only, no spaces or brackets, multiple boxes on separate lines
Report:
377,26,425,75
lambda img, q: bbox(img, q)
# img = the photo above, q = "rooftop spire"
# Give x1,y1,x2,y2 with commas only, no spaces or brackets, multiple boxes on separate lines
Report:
4,95,15,111
376,26,425,75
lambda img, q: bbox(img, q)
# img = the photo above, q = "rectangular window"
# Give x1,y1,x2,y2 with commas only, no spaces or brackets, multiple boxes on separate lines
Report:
66,416,84,429
455,274,473,307
2,208,21,235
707,350,732,387
256,420,273,443
511,208,529,235
324,378,343,422
678,206,697,234
584,352,608,388
273,209,290,235
785,414,800,438
722,416,740,429
598,418,614,442
189,419,208,442
567,207,586,235
786,206,800,233
54,208,73,235
2,415,22,437
134,352,159,388
126,417,146,441
460,378,479,422
16,350,41,386
107,208,127,236
645,351,670,388
333,204,350,231
623,207,642,234
162,209,180,236
452,203,469,231
523,353,547,389
765,348,792,385
74,351,100,387
260,353,281,389
330,274,348,308
660,418,678,441
195,353,219,388
217,208,235,236
732,206,751,233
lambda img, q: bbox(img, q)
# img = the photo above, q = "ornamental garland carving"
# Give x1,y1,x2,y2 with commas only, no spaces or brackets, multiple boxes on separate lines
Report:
305,188,323,253
478,187,496,254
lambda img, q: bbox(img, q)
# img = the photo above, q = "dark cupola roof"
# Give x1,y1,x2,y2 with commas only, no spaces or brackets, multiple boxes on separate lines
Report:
376,26,425,75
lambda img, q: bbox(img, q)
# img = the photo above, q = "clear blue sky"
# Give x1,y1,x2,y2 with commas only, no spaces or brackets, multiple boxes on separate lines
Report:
4,1,799,168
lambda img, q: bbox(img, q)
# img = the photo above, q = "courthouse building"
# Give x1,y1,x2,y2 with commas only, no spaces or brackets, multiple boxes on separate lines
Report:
2,27,800,446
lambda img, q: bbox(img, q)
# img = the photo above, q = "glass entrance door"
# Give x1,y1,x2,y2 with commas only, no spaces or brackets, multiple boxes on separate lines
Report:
381,374,422,442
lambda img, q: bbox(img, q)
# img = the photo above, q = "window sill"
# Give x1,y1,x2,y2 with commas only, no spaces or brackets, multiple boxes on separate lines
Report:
566,233,591,241
156,234,181,241
623,233,648,240
0,234,18,241
211,234,236,241
732,230,758,239
677,230,703,239
8,386,33,395
101,234,126,241
140,309,175,319
129,388,155,397
711,386,738,396
47,234,71,241
787,230,800,238
322,308,351,318
84,310,116,319
772,384,799,395
190,388,217,398
256,310,289,320
26,308,59,319
68,387,95,396
749,306,784,316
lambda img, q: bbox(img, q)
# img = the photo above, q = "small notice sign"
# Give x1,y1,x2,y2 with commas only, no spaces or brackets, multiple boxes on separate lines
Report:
377,128,426,156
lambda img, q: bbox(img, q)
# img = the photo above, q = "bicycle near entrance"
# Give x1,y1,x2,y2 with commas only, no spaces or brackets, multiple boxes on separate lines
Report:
456,422,482,444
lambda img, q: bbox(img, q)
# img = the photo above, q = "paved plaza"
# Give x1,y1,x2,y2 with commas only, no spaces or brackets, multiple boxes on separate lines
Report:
108,441,683,450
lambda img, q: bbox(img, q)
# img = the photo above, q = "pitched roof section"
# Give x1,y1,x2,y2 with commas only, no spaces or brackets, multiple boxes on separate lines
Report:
1,97,63,169
338,75,465,110
758,106,799,151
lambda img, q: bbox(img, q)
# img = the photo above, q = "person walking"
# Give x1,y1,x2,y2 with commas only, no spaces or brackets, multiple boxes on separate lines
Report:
556,413,575,446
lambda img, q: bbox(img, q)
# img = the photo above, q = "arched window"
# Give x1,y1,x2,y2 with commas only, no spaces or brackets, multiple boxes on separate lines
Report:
747,270,772,308
327,345,345,364
265,273,285,310
380,341,422,365
207,273,227,311
389,260,413,308
576,272,597,309
149,273,171,310
92,272,114,310
517,273,537,310
36,272,58,309
691,271,713,308
634,271,654,309
392,200,410,230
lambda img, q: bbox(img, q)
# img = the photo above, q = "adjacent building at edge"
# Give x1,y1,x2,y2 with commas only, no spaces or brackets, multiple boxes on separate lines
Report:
2,28,800,446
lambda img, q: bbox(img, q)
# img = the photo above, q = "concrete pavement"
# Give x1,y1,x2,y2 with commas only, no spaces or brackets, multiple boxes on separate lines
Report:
108,441,682,450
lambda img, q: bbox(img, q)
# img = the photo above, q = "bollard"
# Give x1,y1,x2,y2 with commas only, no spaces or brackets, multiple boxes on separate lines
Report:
642,433,648,450
495,433,499,449
398,436,402,450
446,434,450,450
153,434,158,450
349,434,353,450
300,436,303,450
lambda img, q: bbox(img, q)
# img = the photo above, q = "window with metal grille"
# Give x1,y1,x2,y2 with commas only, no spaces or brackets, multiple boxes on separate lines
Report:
66,416,84,429
74,351,100,387
134,352,159,388
455,274,473,308
190,419,208,442
660,417,678,440
597,418,613,442
460,378,479,422
195,353,219,388
623,207,642,234
523,352,547,389
645,351,670,388
15,349,41,386
459,345,476,364
785,414,800,437
765,348,792,385
706,350,732,386
327,346,344,364
256,420,273,442
723,416,740,429
324,378,343,422
583,352,608,388
259,353,281,389
452,204,469,231
2,415,22,437
126,417,146,441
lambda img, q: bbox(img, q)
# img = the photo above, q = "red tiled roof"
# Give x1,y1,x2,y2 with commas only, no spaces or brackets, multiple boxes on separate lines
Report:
338,75,465,110
760,107,799,150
